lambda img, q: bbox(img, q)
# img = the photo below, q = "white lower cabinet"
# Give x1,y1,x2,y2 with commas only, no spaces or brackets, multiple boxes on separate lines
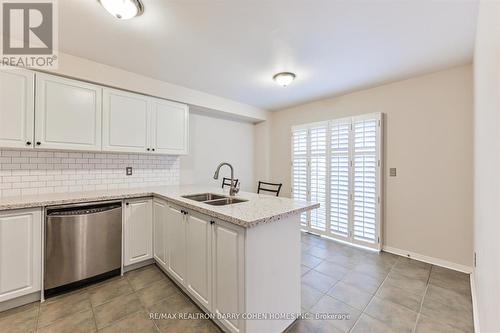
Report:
153,199,168,270
123,198,153,266
158,203,244,332
186,212,212,311
0,208,42,302
166,204,187,284
212,221,245,333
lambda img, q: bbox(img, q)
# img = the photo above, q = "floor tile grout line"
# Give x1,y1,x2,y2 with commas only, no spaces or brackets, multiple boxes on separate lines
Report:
86,291,99,333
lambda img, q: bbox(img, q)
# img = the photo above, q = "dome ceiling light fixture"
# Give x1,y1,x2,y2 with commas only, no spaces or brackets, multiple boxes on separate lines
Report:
98,0,144,20
273,72,296,87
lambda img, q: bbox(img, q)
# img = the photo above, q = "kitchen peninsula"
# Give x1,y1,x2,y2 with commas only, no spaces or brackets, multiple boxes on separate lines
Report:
0,185,318,333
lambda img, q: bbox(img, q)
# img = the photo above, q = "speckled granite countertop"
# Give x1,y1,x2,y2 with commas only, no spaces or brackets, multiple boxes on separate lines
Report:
0,185,319,228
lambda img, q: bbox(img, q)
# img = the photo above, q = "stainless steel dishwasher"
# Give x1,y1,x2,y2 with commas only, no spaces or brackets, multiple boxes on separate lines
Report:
45,201,122,295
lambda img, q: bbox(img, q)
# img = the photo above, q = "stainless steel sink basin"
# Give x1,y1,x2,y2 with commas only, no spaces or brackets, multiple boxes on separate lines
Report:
181,193,226,202
204,198,248,206
181,193,248,206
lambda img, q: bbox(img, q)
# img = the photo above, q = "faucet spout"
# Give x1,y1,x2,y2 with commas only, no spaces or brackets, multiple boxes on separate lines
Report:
213,162,239,196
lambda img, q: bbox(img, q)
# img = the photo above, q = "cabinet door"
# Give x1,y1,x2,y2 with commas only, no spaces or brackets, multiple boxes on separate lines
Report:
150,98,189,155
124,198,153,266
0,68,34,149
153,199,168,269
0,208,41,302
186,213,212,310
212,221,244,333
166,204,186,285
35,74,102,151
102,88,151,153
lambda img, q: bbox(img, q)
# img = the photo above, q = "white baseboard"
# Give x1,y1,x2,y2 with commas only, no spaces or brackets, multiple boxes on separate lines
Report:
382,245,473,274
470,271,480,333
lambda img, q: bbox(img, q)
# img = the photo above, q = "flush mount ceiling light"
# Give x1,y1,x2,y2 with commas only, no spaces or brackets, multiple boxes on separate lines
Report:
273,72,296,87
99,0,144,20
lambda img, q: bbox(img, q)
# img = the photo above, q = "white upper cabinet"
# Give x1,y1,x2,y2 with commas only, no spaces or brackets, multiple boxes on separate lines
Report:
150,98,189,155
102,88,151,153
35,74,102,151
0,68,35,149
103,89,189,155
0,69,189,155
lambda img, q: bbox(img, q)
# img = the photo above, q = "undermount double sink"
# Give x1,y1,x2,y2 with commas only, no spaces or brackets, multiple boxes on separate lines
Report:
181,193,248,206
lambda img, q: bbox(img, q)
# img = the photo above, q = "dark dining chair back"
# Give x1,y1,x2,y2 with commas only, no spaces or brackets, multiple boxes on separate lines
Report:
257,181,282,196
222,177,239,189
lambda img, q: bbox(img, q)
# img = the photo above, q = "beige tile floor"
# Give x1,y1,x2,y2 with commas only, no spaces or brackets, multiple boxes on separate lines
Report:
293,232,474,333
0,232,473,333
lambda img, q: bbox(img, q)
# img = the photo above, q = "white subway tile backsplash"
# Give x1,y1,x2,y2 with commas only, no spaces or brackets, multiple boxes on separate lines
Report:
0,148,180,198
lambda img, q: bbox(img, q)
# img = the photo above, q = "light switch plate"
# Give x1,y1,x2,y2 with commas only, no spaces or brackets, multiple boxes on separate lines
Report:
389,168,397,177
126,167,132,176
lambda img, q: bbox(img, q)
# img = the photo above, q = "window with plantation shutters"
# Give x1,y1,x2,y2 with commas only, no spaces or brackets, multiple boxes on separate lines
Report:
291,113,382,250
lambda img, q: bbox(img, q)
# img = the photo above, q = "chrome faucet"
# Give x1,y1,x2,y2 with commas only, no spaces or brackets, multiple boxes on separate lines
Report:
213,162,240,196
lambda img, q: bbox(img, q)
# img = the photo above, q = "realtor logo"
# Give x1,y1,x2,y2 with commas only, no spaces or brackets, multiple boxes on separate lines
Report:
1,0,58,68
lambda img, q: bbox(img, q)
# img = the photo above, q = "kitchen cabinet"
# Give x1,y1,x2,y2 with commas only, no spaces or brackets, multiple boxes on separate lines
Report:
159,204,244,331
212,220,245,333
0,69,189,155
150,97,189,155
166,204,187,285
0,208,41,302
153,198,168,270
0,68,35,149
123,198,153,266
186,211,212,311
102,88,150,153
103,89,189,155
35,73,102,151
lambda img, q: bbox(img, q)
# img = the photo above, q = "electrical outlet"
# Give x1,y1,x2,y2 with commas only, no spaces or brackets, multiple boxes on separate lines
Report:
126,167,132,176
390,168,397,177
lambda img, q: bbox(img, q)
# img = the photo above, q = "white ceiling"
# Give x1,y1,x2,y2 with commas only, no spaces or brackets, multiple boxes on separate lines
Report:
58,0,478,111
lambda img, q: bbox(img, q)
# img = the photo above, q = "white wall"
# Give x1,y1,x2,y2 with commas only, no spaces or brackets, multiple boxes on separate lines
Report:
180,112,255,191
473,1,500,331
257,65,473,268
44,52,267,122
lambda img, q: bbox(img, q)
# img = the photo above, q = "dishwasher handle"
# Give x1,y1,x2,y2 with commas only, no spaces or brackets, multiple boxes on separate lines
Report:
47,203,121,217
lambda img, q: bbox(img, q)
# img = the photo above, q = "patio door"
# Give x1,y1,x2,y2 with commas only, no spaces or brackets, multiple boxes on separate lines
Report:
292,113,382,250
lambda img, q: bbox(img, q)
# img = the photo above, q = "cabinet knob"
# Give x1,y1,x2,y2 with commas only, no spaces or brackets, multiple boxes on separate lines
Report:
146,148,150,151
125,202,129,206
152,148,155,152
36,142,41,146
26,141,32,146
210,220,215,225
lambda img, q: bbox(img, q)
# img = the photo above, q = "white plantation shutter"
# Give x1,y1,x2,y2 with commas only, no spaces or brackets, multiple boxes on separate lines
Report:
352,116,379,244
291,113,381,250
329,120,351,237
292,128,308,226
309,125,327,232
